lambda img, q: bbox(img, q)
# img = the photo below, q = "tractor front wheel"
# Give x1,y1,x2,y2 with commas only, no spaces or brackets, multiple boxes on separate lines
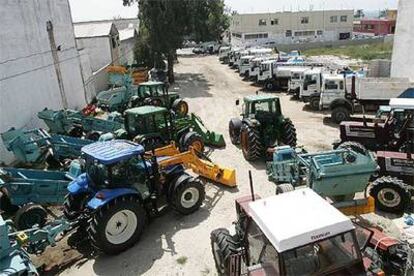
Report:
240,124,262,161
88,195,146,254
181,131,204,152
229,118,242,145
370,177,411,214
14,203,47,230
281,119,297,147
331,107,350,124
210,228,238,275
170,177,205,215
172,100,189,117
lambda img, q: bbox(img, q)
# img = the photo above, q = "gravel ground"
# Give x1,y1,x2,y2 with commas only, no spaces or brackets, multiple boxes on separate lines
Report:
53,55,408,276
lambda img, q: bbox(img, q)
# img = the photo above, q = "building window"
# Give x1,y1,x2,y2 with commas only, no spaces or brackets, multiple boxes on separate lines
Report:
111,37,117,48
301,17,309,24
232,32,242,38
245,33,268,40
271,18,279,25
258,19,267,26
294,30,315,36
285,30,292,37
317,30,323,35
330,16,338,23
364,24,375,30
340,15,348,22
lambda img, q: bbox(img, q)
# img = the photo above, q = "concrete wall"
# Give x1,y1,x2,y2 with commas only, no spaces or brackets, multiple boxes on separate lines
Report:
76,36,112,72
391,0,414,81
0,0,86,164
120,37,136,65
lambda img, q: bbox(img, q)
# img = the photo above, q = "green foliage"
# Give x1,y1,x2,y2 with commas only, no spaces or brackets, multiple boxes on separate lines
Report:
302,42,393,61
133,25,153,67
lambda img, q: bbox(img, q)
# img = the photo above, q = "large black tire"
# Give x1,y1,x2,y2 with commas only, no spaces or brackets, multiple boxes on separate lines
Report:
276,184,295,195
281,119,297,147
210,228,239,275
68,126,84,137
0,191,18,213
229,118,242,145
14,203,47,230
88,195,146,254
265,81,274,91
240,124,262,161
181,131,204,152
63,193,88,220
310,96,320,111
338,141,368,156
136,136,164,151
172,99,189,116
170,177,205,215
370,177,411,214
85,131,101,141
331,106,350,124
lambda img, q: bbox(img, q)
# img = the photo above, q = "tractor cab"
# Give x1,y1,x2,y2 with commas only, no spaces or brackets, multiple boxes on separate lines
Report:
211,189,381,275
241,95,281,122
137,81,169,99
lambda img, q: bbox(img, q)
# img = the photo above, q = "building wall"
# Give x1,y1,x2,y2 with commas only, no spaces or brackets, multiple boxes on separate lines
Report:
353,20,396,35
391,0,414,81
230,10,353,46
76,36,112,72
120,37,136,65
0,0,86,164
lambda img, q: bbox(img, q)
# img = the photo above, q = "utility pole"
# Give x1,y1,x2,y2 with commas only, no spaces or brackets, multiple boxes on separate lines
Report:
47,20,68,109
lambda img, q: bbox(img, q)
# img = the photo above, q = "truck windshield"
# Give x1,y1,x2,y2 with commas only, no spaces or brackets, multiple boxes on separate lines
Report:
282,231,360,275
292,73,301,80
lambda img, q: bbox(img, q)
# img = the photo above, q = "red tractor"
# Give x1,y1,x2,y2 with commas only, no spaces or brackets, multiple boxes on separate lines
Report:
210,187,412,275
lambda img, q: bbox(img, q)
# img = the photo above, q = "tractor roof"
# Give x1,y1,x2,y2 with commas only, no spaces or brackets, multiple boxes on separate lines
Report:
244,94,279,102
139,81,164,86
82,140,144,165
248,188,354,252
125,105,167,116
389,98,414,110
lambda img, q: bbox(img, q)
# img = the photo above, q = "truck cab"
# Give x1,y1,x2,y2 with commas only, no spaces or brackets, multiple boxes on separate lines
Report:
288,67,308,96
249,56,278,81
239,55,255,77
299,68,323,103
218,46,231,63
257,60,276,84
319,73,347,109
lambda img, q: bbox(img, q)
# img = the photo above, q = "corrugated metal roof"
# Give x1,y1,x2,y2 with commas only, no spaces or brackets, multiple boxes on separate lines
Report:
119,28,136,41
73,22,114,38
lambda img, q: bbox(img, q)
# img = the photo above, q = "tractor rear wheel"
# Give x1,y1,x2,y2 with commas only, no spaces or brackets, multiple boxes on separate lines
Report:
370,177,411,214
210,228,238,275
88,195,146,254
240,124,262,161
331,107,350,124
181,131,204,152
276,184,295,194
14,203,47,230
338,141,368,156
229,118,242,145
310,97,320,110
281,119,297,147
172,100,189,116
170,177,205,215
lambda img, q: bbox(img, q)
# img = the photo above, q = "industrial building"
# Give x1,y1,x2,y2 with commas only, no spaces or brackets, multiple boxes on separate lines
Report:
230,10,354,46
353,19,396,36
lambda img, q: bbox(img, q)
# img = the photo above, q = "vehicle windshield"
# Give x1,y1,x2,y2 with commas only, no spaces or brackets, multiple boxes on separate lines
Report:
126,112,167,135
261,64,270,71
292,72,301,80
249,100,279,115
282,231,360,275
139,85,164,97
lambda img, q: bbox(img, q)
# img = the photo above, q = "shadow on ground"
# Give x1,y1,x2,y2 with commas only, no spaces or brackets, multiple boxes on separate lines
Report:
173,73,212,98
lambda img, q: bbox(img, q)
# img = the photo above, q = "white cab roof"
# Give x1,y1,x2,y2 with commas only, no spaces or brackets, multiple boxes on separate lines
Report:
305,68,323,74
322,73,344,81
241,55,255,60
389,98,414,110
290,67,309,73
248,188,354,252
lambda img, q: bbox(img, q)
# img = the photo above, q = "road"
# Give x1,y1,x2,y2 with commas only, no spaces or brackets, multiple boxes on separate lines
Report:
55,55,382,275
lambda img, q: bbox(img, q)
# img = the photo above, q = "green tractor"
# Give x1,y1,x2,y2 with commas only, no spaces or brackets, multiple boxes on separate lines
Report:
109,106,224,152
229,95,297,161
128,81,189,117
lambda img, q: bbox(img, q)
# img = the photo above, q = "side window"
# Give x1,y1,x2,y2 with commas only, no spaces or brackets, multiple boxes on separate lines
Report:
261,243,280,274
339,81,344,90
247,222,265,265
325,80,339,90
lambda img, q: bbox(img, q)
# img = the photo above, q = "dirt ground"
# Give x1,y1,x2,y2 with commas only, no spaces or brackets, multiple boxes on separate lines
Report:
51,55,406,275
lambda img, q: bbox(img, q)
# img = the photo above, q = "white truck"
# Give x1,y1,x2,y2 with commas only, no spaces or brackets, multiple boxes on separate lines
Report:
287,67,311,96
235,48,273,72
319,75,413,123
299,68,325,109
218,46,231,63
248,55,279,81
192,41,220,54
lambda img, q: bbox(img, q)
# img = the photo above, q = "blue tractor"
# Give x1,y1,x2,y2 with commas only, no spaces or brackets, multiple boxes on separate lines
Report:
64,140,205,254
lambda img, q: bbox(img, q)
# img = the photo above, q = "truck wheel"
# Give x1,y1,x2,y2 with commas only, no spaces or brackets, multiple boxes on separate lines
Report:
181,131,204,152
210,228,238,275
331,107,350,124
281,119,297,147
240,125,262,161
88,195,146,254
172,99,189,116
276,184,295,194
63,193,88,220
229,118,242,145
265,82,274,91
338,141,368,156
14,203,47,230
170,177,205,215
310,97,320,110
370,177,411,214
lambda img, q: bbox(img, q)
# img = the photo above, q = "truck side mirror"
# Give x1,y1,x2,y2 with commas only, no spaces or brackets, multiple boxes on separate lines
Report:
235,99,240,106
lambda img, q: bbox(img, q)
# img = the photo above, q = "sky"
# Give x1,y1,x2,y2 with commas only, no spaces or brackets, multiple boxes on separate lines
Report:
68,0,398,22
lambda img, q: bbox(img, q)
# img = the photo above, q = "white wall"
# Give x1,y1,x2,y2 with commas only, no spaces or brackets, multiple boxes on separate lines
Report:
391,0,414,81
0,0,86,164
120,38,136,65
76,36,112,72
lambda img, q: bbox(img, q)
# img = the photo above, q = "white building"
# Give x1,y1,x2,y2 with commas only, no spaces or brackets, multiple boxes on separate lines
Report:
391,0,414,81
119,28,138,65
230,10,354,47
0,0,87,164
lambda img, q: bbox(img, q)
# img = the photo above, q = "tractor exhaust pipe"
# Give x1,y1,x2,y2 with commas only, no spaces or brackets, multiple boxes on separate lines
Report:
248,170,255,201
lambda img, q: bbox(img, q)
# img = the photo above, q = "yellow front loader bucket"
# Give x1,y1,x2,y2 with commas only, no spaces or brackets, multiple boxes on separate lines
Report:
334,196,375,216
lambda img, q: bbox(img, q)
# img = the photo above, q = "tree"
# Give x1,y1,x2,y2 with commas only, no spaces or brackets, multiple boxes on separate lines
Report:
354,9,365,19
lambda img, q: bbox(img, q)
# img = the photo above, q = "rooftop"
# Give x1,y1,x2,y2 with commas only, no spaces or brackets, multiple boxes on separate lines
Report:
249,188,354,252
82,140,144,165
119,28,137,41
73,22,115,38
